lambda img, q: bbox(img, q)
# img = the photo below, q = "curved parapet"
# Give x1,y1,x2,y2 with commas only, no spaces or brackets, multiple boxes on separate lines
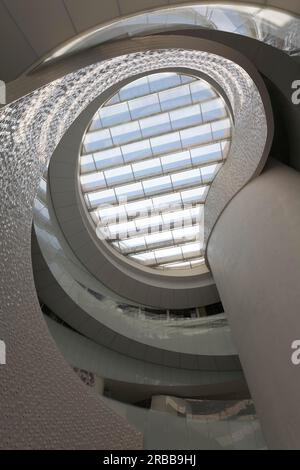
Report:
46,316,247,396
3,2,300,84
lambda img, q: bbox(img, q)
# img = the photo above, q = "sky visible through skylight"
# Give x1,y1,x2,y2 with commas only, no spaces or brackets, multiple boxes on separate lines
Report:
79,72,231,271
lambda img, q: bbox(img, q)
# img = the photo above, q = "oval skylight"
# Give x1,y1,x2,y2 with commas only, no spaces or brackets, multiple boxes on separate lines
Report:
79,72,232,271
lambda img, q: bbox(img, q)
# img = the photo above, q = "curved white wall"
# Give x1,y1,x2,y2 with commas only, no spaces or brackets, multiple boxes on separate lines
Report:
207,160,300,449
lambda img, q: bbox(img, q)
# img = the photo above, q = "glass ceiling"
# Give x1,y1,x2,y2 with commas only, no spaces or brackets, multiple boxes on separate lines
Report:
79,72,232,271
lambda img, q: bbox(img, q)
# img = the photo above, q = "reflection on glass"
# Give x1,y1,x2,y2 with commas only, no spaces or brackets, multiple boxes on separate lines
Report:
40,4,300,69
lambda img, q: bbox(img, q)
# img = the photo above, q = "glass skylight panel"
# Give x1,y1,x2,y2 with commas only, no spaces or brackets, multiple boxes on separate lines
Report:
89,113,102,131
171,168,201,190
132,158,162,179
169,104,202,129
79,72,232,271
162,207,200,227
172,225,199,243
221,140,231,155
121,139,152,162
110,121,141,145
106,220,136,238
190,258,205,267
150,131,181,155
83,128,112,153
88,188,116,207
124,198,153,217
38,177,47,199
106,93,120,106
190,142,223,165
148,72,181,92
181,187,208,204
34,197,44,213
180,75,195,84
152,192,182,211
80,154,96,173
139,113,171,138
200,163,221,183
117,236,146,253
128,94,160,119
135,214,162,233
106,214,163,239
129,251,156,266
143,175,172,196
99,101,130,127
80,172,106,192
158,256,206,270
159,84,192,111
201,97,227,121
182,242,202,259
119,76,150,101
115,181,143,202
161,150,191,172
145,231,172,249
90,211,100,224
96,204,127,224
189,80,216,102
211,118,231,140
180,123,212,147
154,245,183,264
158,260,192,270
104,165,133,186
93,147,123,169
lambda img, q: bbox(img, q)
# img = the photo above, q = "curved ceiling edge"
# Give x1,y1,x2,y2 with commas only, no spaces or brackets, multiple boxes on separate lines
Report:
12,2,300,80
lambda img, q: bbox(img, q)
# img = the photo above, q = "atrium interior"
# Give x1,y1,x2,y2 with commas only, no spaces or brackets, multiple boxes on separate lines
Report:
0,0,300,451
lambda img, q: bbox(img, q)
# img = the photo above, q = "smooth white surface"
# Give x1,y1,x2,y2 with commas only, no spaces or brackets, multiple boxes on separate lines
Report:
80,72,231,271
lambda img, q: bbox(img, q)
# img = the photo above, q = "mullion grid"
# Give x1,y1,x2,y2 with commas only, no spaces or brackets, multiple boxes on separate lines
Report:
128,240,204,267
81,80,219,156
95,189,206,233
109,209,201,250
80,132,229,178
81,142,225,197
85,164,214,209
81,109,226,158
